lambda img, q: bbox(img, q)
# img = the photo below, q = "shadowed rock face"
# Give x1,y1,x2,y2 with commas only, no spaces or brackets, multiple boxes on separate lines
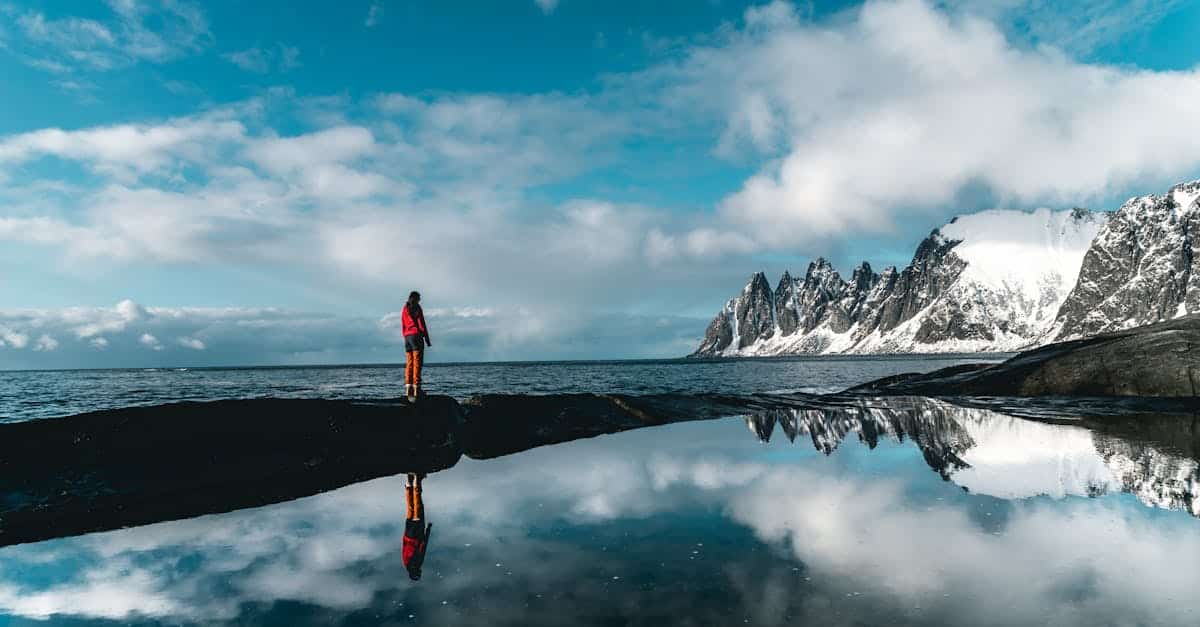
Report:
849,315,1200,398
1055,182,1200,341
1,392,801,547
0,397,464,548
458,392,841,459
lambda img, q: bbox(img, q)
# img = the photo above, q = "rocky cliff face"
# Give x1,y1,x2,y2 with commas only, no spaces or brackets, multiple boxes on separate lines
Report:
1053,181,1200,341
694,205,1106,356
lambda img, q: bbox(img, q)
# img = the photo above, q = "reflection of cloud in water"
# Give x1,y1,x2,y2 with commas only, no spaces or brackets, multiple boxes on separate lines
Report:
953,413,1116,499
729,469,1200,625
0,406,1197,624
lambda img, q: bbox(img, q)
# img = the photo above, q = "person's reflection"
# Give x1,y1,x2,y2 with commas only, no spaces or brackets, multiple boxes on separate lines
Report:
404,472,432,581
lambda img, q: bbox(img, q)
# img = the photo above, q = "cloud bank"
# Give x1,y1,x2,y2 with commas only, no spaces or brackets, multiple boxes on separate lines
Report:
643,0,1200,247
0,300,704,368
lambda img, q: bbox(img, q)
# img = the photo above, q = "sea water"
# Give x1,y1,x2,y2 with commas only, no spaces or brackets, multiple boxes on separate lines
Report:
0,355,999,423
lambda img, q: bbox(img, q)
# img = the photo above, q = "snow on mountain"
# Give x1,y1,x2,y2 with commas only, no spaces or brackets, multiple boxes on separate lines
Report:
1052,181,1200,341
940,208,1100,330
694,206,1106,356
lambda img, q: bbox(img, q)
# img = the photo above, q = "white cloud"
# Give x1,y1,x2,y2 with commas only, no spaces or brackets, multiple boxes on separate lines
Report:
33,335,59,351
641,0,1200,248
0,89,718,322
224,43,301,73
13,0,210,73
0,300,703,367
139,333,162,350
0,328,29,349
176,336,205,350
0,112,246,179
244,126,375,173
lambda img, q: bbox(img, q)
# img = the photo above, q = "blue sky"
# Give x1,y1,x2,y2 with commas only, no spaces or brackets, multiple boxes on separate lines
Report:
1,0,1200,367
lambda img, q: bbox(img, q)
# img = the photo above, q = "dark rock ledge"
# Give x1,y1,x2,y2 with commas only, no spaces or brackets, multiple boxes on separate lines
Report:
848,315,1200,398
0,392,845,548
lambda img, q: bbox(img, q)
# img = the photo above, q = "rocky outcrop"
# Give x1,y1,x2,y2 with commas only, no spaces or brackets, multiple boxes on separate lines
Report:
0,397,464,548
849,315,1200,397
0,391,814,547
1054,181,1200,340
736,272,775,348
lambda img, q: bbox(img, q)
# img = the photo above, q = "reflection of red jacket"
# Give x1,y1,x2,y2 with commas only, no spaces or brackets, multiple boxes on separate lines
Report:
403,524,431,570
402,304,429,339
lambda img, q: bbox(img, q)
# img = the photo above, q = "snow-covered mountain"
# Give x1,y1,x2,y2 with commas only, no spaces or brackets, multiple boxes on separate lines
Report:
694,206,1107,356
1052,181,1200,340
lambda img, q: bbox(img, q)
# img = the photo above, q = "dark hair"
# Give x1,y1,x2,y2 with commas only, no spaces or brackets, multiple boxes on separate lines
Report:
408,291,421,305
408,568,421,581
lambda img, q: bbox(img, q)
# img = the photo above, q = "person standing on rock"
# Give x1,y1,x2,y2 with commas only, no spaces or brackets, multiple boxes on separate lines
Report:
403,472,432,581
402,291,432,402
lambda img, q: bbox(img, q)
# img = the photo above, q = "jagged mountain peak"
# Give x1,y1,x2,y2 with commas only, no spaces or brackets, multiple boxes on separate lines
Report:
1054,179,1200,341
693,200,1120,356
1168,179,1200,197
849,262,876,291
803,258,844,290
692,181,1200,357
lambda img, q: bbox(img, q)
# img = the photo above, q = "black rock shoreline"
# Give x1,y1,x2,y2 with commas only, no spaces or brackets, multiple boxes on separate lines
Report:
0,392,837,547
849,315,1200,397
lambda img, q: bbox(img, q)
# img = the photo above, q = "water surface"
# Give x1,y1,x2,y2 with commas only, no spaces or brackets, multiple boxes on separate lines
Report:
0,355,1003,422
1,395,1197,626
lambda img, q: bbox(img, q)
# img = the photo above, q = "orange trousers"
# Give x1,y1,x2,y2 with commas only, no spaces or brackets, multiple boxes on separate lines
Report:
405,350,424,387
406,483,424,520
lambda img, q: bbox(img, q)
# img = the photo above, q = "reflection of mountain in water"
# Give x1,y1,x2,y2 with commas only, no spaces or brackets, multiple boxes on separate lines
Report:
745,399,1200,517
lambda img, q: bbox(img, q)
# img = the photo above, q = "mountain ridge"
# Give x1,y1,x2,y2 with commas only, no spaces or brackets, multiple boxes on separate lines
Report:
693,180,1200,357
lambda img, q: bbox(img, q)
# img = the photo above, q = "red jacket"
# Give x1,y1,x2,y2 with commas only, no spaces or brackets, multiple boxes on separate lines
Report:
402,304,429,339
403,533,426,564
403,524,431,573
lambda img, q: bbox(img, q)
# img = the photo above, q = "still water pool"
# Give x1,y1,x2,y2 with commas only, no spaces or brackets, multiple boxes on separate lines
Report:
0,358,1197,626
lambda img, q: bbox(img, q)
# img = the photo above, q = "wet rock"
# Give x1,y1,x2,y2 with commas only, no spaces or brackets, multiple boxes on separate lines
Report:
0,397,462,547
849,316,1200,397
458,393,771,459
